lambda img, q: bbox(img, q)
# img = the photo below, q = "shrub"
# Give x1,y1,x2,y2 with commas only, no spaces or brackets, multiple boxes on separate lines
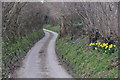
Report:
73,23,84,29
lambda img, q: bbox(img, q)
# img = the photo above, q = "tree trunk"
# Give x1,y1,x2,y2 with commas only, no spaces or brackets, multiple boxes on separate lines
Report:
118,2,120,47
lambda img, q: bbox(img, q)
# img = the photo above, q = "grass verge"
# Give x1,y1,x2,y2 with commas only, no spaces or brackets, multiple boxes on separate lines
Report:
56,36,118,78
43,24,60,33
45,25,118,78
2,29,44,78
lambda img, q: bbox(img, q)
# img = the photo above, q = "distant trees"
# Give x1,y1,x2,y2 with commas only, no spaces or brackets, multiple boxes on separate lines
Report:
2,2,26,42
2,2,49,43
3,2,119,47
2,2,51,78
118,2,120,47
45,2,119,46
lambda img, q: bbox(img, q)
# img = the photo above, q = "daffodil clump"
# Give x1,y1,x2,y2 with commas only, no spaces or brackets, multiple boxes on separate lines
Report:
89,41,117,54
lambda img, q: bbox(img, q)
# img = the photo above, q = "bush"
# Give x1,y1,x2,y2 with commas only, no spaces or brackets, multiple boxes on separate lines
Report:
73,23,84,29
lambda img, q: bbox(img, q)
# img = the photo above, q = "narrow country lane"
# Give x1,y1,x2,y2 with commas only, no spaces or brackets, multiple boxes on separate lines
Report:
12,29,72,78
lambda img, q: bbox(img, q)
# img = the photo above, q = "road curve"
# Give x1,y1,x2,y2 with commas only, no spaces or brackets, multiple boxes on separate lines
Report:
12,29,72,78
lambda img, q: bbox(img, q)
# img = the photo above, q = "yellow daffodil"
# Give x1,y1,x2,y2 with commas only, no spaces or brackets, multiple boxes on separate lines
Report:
105,50,107,53
89,43,92,46
95,47,97,50
102,43,108,47
109,44,113,49
89,43,95,46
96,41,101,45
95,43,97,45
114,45,116,47
98,42,101,45
100,44,104,47
105,46,108,49
89,41,117,54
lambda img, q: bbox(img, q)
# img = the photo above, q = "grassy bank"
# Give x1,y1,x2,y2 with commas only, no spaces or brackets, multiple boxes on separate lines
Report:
43,25,60,33
56,36,118,78
45,25,118,78
2,29,44,78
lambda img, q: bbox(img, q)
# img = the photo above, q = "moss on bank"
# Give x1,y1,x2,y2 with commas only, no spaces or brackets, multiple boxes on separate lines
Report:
2,29,44,78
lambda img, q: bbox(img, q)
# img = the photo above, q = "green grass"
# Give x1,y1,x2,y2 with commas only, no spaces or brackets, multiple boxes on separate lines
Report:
45,25,118,78
56,36,118,78
2,29,44,78
43,24,60,33
0,52,1,79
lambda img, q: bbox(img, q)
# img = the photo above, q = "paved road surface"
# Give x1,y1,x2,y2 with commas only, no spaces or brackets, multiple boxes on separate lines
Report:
12,29,72,78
